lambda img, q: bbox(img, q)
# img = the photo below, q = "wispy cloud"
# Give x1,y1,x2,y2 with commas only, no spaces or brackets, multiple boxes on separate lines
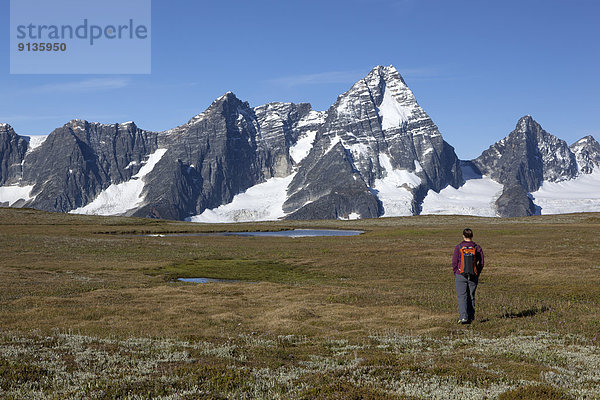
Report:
266,71,364,88
29,78,131,94
0,114,62,122
267,66,448,88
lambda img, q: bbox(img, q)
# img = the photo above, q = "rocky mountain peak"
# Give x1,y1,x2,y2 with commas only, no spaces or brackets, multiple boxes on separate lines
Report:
185,91,247,126
10,66,598,221
570,135,600,174
0,123,28,186
118,121,137,129
475,116,578,192
67,119,89,127
515,115,539,133
473,116,584,217
282,65,461,218
365,65,407,85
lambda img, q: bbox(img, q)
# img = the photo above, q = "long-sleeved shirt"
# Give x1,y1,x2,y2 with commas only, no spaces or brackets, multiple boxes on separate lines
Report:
452,240,484,275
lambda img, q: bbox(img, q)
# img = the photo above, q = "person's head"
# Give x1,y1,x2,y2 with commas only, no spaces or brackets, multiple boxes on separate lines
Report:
462,228,473,240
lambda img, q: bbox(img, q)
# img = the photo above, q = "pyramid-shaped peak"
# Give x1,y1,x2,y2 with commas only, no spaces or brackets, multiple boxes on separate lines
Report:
570,135,600,174
365,65,406,85
208,91,241,108
216,91,238,101
572,135,598,146
515,115,542,133
186,91,247,125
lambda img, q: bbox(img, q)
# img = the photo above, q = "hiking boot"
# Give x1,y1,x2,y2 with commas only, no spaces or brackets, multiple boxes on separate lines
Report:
458,318,470,324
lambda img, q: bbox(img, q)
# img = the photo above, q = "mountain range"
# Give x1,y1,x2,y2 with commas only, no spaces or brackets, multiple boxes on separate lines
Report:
1,65,599,221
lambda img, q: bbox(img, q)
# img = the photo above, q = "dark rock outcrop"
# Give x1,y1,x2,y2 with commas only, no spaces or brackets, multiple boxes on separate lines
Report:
284,142,380,219
474,116,578,192
21,120,158,212
136,93,326,219
495,184,537,217
0,124,28,186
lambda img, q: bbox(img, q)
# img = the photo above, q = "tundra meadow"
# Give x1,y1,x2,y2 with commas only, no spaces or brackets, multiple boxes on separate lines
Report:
0,208,599,399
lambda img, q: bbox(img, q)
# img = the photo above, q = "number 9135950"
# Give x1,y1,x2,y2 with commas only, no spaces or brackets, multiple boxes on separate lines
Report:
18,43,67,52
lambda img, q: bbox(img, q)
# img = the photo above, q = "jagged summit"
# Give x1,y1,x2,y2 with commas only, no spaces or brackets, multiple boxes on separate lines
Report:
283,65,461,219
475,115,578,192
61,119,140,130
183,91,247,127
472,116,598,217
570,135,600,174
515,115,538,132
2,66,599,220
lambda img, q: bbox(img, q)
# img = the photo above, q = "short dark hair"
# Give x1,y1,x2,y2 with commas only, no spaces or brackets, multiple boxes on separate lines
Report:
463,228,473,238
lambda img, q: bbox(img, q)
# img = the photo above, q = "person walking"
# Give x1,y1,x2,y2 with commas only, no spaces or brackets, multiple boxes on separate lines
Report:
452,228,484,324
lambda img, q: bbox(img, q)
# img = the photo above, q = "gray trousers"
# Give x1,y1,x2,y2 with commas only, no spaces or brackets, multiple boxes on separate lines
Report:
455,273,478,321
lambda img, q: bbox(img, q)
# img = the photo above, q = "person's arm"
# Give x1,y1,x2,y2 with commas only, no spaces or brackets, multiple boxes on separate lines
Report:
452,245,460,274
477,245,484,273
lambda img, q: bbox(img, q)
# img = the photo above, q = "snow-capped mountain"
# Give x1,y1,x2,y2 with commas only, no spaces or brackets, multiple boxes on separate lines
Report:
473,116,578,192
471,116,600,217
282,65,461,219
1,67,599,220
570,135,600,174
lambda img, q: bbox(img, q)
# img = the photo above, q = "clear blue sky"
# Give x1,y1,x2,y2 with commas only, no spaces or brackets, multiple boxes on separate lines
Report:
1,0,599,159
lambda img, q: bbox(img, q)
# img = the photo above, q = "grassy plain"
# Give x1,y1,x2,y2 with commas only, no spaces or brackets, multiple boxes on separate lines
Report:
0,207,599,399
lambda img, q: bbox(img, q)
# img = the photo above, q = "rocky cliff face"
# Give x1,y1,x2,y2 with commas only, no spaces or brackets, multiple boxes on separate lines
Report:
18,120,158,213
0,124,28,186
473,116,597,217
284,142,381,219
284,65,462,218
570,135,600,174
494,184,537,218
3,67,597,221
473,116,578,192
130,93,328,220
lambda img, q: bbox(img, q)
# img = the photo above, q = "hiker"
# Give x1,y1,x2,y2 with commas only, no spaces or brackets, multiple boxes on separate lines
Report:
452,228,484,324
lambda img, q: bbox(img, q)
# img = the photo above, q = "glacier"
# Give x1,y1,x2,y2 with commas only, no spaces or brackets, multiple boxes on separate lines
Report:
70,148,168,216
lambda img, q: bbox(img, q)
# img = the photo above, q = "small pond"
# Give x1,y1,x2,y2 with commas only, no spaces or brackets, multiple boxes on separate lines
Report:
147,229,363,238
177,277,240,283
222,229,363,237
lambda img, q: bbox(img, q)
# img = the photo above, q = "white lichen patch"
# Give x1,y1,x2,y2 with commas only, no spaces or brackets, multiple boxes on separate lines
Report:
0,330,598,399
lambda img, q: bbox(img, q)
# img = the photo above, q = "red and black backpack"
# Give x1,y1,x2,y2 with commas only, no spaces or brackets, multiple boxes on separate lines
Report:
459,244,479,277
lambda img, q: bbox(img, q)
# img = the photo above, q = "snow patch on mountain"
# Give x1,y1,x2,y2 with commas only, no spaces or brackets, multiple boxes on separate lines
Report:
378,85,411,130
70,148,168,216
0,185,35,206
530,170,600,214
189,174,295,223
297,110,326,128
289,131,317,164
346,212,360,220
24,135,48,153
372,153,421,216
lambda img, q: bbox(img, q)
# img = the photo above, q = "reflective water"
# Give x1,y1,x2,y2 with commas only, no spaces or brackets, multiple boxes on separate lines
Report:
177,277,239,283
148,229,363,238
222,229,363,237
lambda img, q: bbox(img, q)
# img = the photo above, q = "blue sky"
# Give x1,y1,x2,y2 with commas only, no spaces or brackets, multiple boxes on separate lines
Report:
1,0,599,159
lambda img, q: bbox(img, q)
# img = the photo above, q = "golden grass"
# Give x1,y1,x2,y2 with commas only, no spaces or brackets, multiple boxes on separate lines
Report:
1,207,599,398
